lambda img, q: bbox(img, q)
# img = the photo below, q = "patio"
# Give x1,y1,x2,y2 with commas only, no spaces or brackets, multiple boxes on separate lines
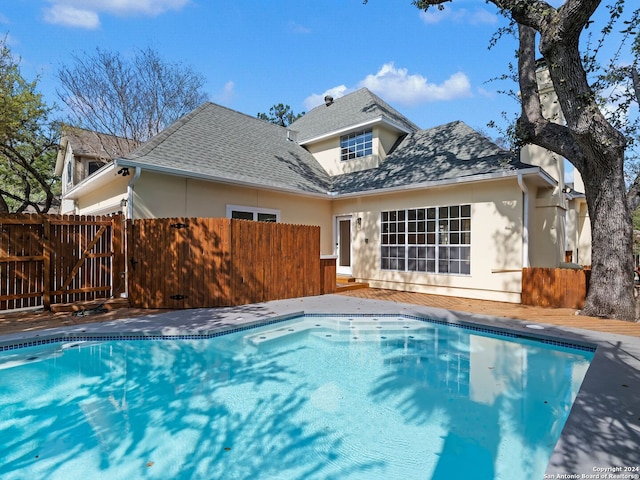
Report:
1,287,638,338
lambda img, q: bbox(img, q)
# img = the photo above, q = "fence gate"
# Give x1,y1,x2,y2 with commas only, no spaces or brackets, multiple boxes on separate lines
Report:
0,214,124,310
127,217,231,309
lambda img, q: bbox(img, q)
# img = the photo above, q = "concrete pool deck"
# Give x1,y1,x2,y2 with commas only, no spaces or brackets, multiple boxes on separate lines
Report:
1,293,639,478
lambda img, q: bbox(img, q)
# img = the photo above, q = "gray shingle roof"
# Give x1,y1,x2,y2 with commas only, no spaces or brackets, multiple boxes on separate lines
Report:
122,102,332,194
331,121,531,194
289,88,420,143
64,126,139,160
118,100,542,199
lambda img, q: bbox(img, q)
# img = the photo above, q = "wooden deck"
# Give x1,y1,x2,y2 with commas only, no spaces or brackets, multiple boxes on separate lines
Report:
338,288,640,338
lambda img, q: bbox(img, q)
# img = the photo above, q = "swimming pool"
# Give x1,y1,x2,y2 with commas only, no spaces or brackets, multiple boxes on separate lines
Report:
0,314,593,479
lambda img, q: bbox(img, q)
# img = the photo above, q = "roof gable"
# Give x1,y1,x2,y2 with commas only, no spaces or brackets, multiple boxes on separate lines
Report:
113,103,548,200
289,88,419,143
121,103,332,194
331,121,536,194
63,126,139,160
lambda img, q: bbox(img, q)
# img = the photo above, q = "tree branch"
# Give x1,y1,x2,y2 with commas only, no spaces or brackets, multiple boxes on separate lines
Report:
633,65,640,106
516,23,587,172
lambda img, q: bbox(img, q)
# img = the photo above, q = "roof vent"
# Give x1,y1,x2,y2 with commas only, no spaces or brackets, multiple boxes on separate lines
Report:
324,95,334,106
286,130,298,142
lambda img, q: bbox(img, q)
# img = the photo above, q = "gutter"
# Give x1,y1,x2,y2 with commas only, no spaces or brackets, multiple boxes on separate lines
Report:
517,172,530,269
331,167,556,199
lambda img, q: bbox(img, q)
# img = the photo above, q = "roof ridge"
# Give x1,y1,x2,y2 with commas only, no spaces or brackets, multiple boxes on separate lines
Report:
358,88,421,131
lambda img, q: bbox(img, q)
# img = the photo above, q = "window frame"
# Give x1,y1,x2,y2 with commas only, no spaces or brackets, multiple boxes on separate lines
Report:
340,128,373,161
226,204,280,222
381,204,471,275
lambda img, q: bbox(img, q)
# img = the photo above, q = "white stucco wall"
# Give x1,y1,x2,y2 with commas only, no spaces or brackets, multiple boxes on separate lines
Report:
70,167,574,303
331,179,525,303
74,176,129,216
130,172,334,254
305,125,402,176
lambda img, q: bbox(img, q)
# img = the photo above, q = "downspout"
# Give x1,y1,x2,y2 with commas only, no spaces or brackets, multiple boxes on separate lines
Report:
123,166,141,299
517,172,529,268
126,167,141,220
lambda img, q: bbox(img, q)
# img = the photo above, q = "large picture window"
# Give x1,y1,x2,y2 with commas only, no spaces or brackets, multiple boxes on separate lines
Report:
340,129,373,161
381,205,471,275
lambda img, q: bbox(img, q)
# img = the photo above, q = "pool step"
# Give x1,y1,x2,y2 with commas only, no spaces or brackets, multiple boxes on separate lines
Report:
336,276,369,292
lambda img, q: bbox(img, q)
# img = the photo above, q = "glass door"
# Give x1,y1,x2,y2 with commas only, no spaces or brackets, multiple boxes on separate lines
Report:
336,216,352,276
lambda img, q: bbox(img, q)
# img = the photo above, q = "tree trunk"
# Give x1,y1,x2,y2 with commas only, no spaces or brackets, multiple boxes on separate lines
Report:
541,44,636,320
581,153,636,319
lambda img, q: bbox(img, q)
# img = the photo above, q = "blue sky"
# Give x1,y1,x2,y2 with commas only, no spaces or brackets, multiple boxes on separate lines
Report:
1,0,524,136
0,0,634,143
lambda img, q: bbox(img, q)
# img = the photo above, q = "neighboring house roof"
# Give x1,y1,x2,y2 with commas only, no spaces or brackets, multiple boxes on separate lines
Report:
63,126,139,160
55,126,140,177
332,121,543,195
289,88,420,144
86,88,556,201
119,102,332,195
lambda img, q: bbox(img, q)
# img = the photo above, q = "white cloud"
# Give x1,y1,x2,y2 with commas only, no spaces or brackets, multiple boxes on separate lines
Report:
213,81,235,105
359,62,472,105
304,63,472,110
44,5,100,29
303,85,350,110
289,21,311,34
43,0,189,28
477,87,495,99
419,7,498,25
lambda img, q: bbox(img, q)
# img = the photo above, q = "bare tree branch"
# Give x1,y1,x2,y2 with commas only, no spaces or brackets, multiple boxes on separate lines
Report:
57,47,209,146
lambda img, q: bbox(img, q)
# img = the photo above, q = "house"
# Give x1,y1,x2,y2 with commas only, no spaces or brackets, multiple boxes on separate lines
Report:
55,126,140,214
58,82,590,303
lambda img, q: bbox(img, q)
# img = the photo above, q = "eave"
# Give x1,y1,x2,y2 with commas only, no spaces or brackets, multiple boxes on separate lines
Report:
297,116,415,146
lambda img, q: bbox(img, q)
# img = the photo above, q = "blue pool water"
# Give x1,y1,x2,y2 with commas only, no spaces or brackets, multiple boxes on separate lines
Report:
0,315,593,479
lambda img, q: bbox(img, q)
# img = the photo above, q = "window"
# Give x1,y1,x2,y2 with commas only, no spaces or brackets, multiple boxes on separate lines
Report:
381,205,471,275
66,161,72,184
226,205,280,222
340,129,373,161
88,161,103,175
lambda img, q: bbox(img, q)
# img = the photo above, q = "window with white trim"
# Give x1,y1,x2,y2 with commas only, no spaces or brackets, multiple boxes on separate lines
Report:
226,205,280,222
340,128,373,161
381,205,471,274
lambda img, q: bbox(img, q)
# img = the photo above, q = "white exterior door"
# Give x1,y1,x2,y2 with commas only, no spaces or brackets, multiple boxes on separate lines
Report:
336,216,352,276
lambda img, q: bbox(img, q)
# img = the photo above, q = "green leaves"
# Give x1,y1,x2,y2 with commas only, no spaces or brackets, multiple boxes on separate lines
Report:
0,36,59,213
257,104,304,127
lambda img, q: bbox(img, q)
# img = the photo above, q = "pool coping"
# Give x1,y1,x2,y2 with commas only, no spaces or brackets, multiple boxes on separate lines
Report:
1,294,638,477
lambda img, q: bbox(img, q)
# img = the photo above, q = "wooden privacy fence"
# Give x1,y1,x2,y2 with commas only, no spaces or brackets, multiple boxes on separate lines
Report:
127,217,325,309
521,267,591,309
0,214,125,310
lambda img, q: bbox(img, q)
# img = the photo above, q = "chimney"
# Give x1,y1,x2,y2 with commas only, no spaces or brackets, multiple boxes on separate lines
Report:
324,95,334,106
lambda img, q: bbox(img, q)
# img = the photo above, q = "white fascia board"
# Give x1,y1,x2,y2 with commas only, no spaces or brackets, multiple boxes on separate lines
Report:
62,162,119,200
115,159,331,199
298,116,414,146
70,159,557,204
329,167,557,199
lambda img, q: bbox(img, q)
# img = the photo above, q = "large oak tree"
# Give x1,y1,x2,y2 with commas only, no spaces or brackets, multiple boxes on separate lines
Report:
404,0,639,320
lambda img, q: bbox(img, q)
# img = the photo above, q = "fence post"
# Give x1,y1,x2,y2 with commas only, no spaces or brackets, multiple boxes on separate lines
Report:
42,216,51,310
112,214,125,298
